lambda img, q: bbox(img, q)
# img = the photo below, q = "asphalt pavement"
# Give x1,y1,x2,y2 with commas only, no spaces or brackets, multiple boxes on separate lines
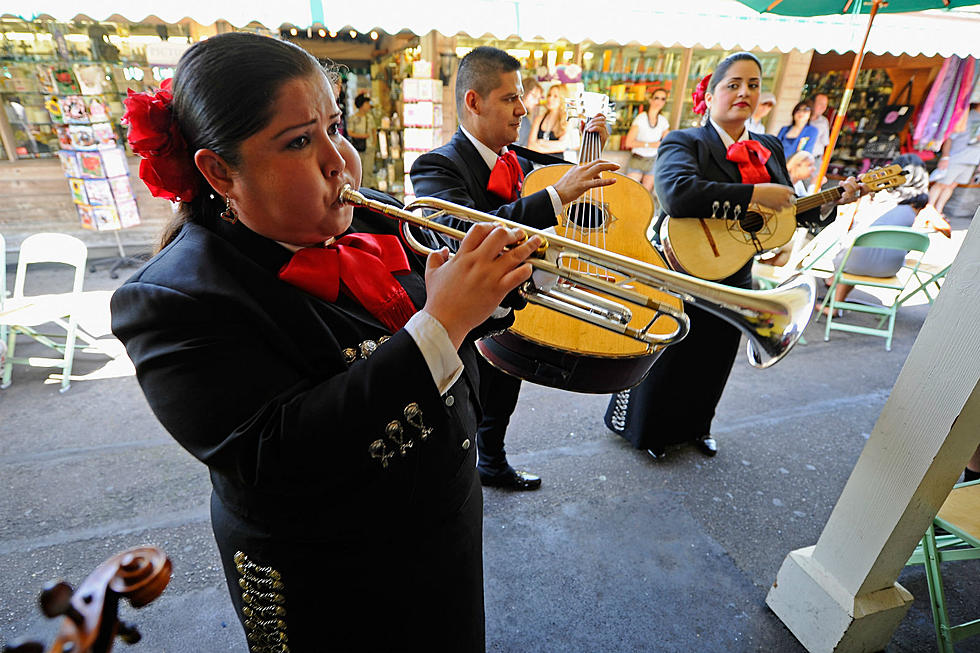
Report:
1,216,978,652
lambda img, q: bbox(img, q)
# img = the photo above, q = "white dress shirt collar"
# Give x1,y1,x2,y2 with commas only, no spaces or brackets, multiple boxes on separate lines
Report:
460,125,508,170
709,118,750,149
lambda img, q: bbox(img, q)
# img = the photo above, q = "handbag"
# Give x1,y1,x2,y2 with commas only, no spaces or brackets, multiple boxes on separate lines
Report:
878,79,915,134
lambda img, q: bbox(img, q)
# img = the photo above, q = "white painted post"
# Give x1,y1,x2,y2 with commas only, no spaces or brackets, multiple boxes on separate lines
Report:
767,211,980,653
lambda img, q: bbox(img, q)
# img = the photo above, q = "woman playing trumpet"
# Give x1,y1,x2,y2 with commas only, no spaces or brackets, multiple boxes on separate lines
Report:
111,32,541,651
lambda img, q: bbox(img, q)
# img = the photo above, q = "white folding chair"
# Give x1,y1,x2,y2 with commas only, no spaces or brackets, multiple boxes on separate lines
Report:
0,233,88,393
1,233,7,366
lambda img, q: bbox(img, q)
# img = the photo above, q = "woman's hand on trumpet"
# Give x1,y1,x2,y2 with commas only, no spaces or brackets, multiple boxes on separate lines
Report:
424,223,543,348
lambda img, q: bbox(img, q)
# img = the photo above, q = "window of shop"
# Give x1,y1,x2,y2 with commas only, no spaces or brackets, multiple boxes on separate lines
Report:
0,16,271,162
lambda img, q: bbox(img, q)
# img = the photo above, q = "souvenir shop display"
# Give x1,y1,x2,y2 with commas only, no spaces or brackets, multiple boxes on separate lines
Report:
57,146,140,232
401,64,442,200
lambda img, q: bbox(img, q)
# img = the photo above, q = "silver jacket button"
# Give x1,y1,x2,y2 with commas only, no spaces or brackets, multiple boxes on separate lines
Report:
461,438,471,450
445,395,455,407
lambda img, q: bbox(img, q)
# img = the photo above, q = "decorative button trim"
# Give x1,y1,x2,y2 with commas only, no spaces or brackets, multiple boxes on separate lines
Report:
235,551,289,653
342,336,393,366
404,403,433,441
444,395,455,407
368,403,437,469
609,389,630,433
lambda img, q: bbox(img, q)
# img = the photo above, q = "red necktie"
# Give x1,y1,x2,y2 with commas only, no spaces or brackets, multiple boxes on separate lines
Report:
278,233,416,333
486,150,525,202
726,140,772,185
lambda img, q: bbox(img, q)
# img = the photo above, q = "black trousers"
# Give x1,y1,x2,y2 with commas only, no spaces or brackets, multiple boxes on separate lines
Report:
474,354,522,476
605,263,751,450
210,461,486,652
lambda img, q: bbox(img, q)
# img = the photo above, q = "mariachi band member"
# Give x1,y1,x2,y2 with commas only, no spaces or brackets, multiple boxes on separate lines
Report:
411,46,616,491
111,33,544,651
606,51,865,460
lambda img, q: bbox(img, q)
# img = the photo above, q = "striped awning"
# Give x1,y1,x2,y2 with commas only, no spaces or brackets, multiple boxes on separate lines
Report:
5,0,980,57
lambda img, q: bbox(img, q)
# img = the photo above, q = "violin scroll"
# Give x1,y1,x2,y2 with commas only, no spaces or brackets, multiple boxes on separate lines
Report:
3,546,171,653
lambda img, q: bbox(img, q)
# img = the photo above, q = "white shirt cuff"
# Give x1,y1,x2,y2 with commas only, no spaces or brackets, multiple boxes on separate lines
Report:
404,310,464,395
546,185,563,216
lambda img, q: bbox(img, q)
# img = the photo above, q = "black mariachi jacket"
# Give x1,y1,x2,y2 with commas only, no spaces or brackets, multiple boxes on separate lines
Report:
110,189,487,537
653,124,829,286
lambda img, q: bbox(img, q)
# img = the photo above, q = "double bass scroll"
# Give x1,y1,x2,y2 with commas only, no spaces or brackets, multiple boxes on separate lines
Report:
3,546,171,653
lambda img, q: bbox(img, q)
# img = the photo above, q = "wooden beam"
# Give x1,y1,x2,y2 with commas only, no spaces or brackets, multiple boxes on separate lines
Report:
669,48,694,131
767,211,980,652
0,105,17,162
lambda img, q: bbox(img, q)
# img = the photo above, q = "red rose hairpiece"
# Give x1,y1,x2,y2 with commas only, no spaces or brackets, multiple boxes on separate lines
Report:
691,74,711,116
122,78,199,202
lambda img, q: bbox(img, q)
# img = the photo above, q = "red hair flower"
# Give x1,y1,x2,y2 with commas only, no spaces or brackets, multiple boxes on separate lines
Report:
691,74,711,116
122,78,199,202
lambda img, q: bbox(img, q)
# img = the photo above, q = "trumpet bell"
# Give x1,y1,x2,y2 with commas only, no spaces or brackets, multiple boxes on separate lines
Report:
740,274,815,369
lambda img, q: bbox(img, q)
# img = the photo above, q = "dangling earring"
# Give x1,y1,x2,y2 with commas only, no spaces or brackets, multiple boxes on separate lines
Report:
220,196,238,224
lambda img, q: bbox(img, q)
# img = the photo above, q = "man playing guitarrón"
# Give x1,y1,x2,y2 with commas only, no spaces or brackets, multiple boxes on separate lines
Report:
411,46,617,491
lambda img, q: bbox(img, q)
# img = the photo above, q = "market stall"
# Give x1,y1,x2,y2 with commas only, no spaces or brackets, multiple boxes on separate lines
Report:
4,0,980,213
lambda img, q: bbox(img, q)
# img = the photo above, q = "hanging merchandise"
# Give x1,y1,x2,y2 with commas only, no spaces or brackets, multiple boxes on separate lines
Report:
913,56,977,151
946,57,977,140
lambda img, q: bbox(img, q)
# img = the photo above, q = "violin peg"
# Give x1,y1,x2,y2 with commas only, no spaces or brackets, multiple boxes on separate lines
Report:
1,639,46,653
116,621,142,645
39,581,76,620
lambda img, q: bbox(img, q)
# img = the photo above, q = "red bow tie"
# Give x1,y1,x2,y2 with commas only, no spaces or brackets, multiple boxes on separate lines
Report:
487,150,525,202
278,233,416,332
726,140,772,185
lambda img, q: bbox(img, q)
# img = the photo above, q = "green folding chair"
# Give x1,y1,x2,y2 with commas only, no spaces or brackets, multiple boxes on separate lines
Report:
897,261,951,308
907,480,980,653
820,226,931,351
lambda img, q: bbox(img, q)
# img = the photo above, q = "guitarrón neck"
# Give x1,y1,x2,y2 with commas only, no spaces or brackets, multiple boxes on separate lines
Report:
578,130,601,164
794,186,842,214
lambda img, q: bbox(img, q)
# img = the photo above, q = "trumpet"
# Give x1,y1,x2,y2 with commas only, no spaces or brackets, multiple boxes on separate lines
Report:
340,185,815,369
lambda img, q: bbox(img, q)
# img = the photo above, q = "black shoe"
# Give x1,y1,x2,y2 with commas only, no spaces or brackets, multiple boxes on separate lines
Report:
646,447,666,461
695,436,718,457
480,467,542,491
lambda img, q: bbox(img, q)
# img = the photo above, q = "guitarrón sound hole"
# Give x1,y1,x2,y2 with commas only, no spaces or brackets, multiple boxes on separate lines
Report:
738,211,765,233
566,201,606,230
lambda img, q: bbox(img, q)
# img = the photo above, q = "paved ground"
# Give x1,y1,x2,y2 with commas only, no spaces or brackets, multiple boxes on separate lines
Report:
1,215,978,652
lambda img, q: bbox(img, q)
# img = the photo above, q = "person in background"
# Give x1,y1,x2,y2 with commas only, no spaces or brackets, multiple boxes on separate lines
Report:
809,93,832,164
332,77,348,138
786,150,816,195
605,52,864,460
820,153,954,313
746,91,776,133
517,76,543,147
528,83,573,155
777,101,819,156
822,154,933,314
411,46,615,491
623,87,670,192
110,33,544,650
928,102,980,217
348,94,377,187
